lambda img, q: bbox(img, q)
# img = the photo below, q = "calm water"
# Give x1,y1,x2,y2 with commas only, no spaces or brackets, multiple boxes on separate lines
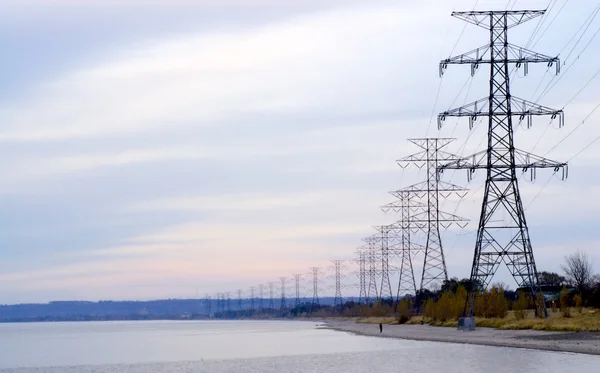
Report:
0,320,598,372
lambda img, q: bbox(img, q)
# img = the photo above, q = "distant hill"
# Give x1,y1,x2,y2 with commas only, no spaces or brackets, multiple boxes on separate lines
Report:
0,297,350,322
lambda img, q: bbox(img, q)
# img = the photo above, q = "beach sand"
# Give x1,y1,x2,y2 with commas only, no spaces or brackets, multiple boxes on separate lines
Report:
322,320,600,355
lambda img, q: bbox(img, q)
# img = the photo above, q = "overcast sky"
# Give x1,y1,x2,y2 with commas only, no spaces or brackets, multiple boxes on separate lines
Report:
0,0,598,304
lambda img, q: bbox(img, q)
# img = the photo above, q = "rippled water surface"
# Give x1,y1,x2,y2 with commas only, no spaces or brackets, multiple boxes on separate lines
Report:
0,320,598,372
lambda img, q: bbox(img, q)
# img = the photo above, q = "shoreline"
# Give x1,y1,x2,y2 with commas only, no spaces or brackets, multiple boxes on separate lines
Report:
322,320,600,356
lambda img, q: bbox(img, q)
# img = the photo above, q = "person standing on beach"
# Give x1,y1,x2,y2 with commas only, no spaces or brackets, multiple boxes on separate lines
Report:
379,323,382,333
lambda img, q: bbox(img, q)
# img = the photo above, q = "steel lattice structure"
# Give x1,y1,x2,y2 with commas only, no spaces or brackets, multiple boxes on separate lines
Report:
398,138,469,292
309,266,322,312
237,289,243,312
249,286,256,311
363,235,380,301
438,10,567,318
328,260,346,313
373,225,397,301
381,190,425,301
268,282,276,311
279,277,287,310
205,294,212,316
355,250,368,304
292,274,302,307
258,284,264,312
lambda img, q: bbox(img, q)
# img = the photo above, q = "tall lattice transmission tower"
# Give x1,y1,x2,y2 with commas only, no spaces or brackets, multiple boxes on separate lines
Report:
438,10,567,321
381,189,425,302
205,294,212,316
308,266,322,312
258,284,264,312
292,274,302,307
355,250,368,304
225,292,231,313
267,282,276,311
328,260,346,313
249,286,256,311
398,138,469,294
363,235,380,301
279,277,287,311
373,225,399,301
237,289,243,312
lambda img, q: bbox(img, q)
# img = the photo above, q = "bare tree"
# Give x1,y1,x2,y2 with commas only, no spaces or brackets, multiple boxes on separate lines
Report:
561,251,595,294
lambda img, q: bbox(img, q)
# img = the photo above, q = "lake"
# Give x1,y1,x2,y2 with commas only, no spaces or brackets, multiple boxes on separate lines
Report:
0,320,598,372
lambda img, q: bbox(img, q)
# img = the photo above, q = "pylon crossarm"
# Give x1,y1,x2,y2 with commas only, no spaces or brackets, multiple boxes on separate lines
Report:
438,150,568,181
451,10,545,29
438,97,563,129
441,44,558,77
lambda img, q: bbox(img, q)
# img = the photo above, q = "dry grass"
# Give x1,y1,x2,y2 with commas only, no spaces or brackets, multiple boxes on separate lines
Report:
355,316,398,324
403,308,600,332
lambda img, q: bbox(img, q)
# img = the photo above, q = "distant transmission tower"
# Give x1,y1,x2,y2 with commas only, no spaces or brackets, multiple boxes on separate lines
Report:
355,250,368,304
258,284,264,312
225,292,231,313
268,282,275,311
237,289,243,312
279,277,287,310
309,267,322,312
381,189,425,301
205,294,212,316
328,260,346,313
363,235,380,301
373,225,396,301
249,286,256,311
397,138,468,292
292,274,302,307
438,10,567,319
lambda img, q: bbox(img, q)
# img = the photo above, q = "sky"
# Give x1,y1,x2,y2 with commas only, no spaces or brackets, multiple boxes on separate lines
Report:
0,0,599,304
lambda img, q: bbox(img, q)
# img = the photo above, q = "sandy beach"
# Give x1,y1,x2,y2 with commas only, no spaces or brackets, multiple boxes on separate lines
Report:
323,320,600,355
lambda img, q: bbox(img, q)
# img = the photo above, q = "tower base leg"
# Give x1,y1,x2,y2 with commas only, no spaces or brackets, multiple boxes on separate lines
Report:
457,316,475,331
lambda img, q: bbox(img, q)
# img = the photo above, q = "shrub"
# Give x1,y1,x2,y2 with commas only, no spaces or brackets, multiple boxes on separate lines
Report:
559,286,571,318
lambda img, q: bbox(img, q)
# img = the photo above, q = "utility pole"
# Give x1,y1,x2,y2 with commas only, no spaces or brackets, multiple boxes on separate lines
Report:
438,10,567,323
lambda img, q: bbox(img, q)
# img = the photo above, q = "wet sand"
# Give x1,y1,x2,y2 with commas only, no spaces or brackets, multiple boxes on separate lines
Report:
322,320,600,355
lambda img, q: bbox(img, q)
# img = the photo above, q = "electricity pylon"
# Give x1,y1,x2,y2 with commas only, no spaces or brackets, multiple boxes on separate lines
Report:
373,225,397,301
363,235,380,301
397,138,469,293
292,274,303,307
328,260,346,314
308,266,322,312
249,286,256,311
268,282,276,311
381,189,425,301
355,249,368,304
438,10,568,319
205,294,212,316
258,284,264,312
279,277,287,311
237,289,243,312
